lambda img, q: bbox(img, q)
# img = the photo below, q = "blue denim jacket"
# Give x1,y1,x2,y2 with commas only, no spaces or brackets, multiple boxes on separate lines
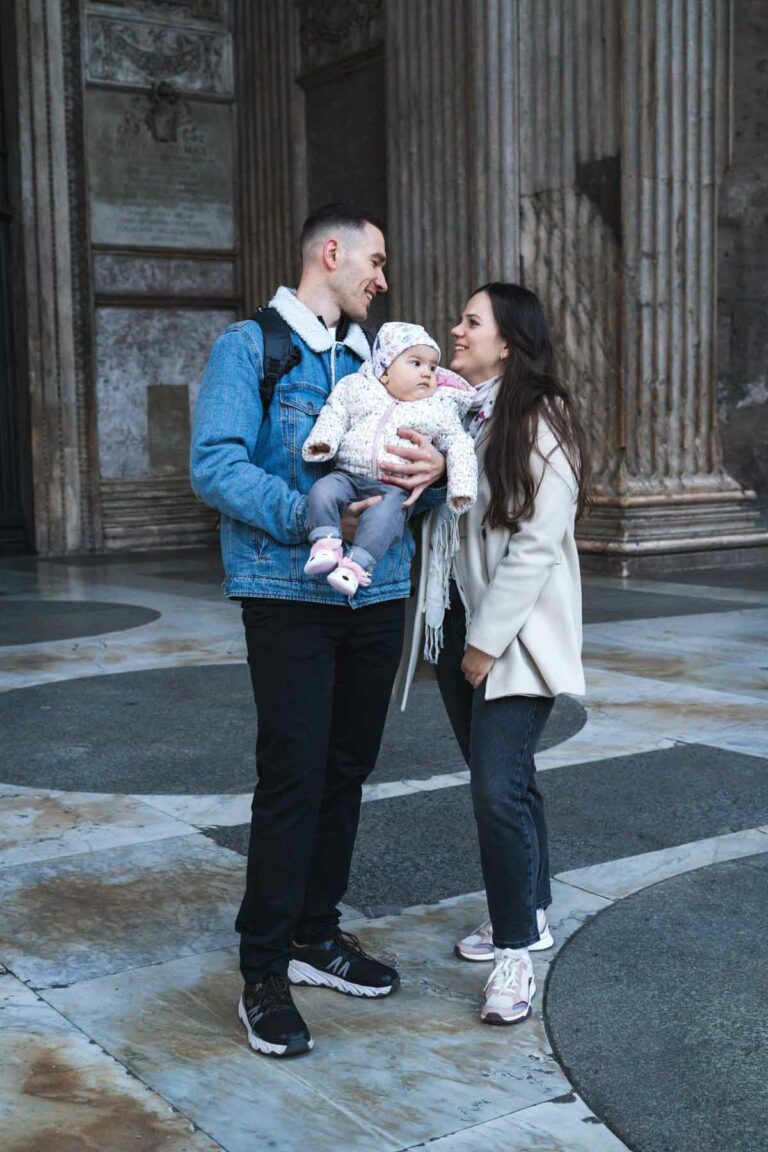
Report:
191,287,445,606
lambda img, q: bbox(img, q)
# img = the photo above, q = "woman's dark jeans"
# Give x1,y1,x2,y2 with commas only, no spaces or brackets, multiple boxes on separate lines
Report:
436,583,555,949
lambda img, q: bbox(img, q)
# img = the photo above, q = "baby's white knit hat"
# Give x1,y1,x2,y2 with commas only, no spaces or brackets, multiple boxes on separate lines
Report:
371,322,441,380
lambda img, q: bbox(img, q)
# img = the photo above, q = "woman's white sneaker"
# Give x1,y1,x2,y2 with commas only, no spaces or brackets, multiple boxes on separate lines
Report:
455,908,553,961
480,948,535,1025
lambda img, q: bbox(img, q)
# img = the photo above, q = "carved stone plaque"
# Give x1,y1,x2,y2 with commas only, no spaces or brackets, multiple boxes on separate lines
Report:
87,89,234,249
86,10,233,95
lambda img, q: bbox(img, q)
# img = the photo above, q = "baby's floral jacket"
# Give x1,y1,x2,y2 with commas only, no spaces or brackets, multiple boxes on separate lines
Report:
301,362,478,511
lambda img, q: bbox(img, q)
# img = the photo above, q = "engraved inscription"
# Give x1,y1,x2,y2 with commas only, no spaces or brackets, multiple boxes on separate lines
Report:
86,12,233,95
87,89,234,249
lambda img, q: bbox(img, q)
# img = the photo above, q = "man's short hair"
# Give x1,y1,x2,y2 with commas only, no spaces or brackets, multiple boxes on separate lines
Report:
300,203,384,257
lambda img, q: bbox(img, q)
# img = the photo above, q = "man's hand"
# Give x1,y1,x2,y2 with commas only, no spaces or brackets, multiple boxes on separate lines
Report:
341,496,382,543
380,428,446,509
461,645,495,689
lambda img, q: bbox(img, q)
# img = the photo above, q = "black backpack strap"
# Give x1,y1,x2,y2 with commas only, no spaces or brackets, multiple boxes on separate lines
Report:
251,306,301,413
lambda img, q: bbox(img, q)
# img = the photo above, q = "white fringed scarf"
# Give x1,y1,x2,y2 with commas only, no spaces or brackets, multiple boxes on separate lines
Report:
423,376,500,662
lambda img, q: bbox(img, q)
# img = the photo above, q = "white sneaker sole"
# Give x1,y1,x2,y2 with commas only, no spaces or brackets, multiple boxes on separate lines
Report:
237,998,313,1057
481,978,536,1026
288,959,397,998
456,925,554,962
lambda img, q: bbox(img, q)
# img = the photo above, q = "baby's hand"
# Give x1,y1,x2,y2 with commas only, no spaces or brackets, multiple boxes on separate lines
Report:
307,443,331,455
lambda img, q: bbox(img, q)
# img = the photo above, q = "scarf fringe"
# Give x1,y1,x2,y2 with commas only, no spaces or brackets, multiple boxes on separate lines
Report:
423,506,461,664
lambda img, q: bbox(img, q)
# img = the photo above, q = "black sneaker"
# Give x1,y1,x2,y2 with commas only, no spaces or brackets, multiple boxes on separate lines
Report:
288,930,400,998
237,974,313,1057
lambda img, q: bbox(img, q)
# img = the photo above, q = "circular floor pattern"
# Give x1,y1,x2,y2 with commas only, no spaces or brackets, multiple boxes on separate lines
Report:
0,600,161,647
545,853,768,1152
0,665,586,794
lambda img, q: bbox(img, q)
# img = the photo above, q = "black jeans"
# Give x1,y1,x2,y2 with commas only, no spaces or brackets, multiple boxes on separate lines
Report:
236,596,405,983
436,583,554,949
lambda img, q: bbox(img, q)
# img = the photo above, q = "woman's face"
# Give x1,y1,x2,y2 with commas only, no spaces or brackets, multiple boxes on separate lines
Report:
450,292,508,386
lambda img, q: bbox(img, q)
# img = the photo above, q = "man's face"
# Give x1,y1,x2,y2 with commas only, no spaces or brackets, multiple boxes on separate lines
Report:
331,223,388,322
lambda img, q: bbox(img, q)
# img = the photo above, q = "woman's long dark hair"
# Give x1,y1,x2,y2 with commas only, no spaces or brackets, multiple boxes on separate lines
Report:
477,283,590,530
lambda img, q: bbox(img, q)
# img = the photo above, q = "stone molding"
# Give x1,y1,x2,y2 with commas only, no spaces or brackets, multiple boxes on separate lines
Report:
298,0,383,75
100,477,217,550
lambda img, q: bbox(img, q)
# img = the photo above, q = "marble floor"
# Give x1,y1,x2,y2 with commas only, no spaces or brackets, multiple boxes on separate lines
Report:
0,549,766,1152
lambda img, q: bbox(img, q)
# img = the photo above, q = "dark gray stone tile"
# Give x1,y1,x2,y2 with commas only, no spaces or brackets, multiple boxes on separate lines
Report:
204,743,768,914
0,666,585,794
0,600,160,646
545,853,768,1152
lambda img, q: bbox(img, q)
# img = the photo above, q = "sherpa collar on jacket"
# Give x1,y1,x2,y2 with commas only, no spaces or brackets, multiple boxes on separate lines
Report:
269,286,371,361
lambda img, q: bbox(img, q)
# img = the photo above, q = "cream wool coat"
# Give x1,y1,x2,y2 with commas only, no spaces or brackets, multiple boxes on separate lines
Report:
396,419,585,707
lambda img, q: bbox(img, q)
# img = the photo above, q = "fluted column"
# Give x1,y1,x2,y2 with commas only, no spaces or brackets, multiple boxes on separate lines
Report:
518,0,623,493
517,0,766,569
15,0,83,553
235,0,304,311
386,0,520,353
579,0,765,567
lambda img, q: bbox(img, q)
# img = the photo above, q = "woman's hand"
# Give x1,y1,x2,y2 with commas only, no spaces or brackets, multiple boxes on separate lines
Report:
381,428,446,509
461,645,495,689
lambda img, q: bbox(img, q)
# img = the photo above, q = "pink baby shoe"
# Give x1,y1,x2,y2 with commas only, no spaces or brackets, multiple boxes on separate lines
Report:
304,536,344,576
326,557,372,597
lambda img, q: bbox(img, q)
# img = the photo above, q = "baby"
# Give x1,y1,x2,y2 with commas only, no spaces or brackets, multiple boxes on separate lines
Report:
301,321,478,596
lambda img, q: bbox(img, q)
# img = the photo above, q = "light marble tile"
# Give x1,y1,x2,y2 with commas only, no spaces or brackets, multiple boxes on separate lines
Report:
574,666,768,756
583,573,768,608
0,969,221,1151
583,612,768,700
407,1093,629,1150
0,588,244,691
0,833,243,988
555,826,768,901
48,949,401,1152
137,791,252,828
0,791,193,869
47,895,582,1152
362,770,471,803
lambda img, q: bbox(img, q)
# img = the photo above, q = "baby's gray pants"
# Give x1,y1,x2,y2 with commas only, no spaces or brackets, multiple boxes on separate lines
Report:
307,470,409,571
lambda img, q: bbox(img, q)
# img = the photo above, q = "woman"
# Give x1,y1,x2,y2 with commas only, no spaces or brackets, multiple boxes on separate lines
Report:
409,283,589,1026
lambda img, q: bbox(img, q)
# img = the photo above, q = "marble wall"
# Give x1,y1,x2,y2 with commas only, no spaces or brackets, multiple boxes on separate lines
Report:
717,0,768,505
82,0,239,547
95,308,235,480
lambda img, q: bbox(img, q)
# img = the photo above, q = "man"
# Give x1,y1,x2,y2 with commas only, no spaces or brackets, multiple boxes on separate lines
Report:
191,204,445,1057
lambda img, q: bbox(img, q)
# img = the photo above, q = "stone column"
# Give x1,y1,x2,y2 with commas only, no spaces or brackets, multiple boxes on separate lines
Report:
578,0,767,570
15,0,84,554
385,0,520,353
389,0,766,571
236,0,304,311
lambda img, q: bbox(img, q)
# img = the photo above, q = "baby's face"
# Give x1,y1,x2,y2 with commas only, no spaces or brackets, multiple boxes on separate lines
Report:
383,345,439,401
